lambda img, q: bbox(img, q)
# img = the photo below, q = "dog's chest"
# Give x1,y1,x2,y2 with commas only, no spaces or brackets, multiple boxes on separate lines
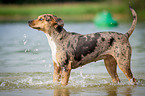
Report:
45,34,58,65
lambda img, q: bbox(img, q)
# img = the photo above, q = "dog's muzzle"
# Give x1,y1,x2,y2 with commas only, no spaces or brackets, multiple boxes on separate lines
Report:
28,20,41,29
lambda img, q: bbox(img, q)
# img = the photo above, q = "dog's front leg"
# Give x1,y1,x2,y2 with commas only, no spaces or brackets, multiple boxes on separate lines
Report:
61,61,72,86
53,61,61,83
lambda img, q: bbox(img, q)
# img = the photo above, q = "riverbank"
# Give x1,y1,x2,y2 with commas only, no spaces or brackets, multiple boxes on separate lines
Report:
0,2,145,22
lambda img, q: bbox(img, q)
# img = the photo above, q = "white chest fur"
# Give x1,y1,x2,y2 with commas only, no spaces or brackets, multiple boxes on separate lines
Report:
45,34,58,65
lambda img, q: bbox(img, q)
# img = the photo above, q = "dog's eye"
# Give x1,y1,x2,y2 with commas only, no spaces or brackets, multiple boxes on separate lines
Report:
39,18,43,21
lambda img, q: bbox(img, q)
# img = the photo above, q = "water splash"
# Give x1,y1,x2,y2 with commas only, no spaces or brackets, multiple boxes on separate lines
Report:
23,34,27,45
1,72,145,90
0,72,53,90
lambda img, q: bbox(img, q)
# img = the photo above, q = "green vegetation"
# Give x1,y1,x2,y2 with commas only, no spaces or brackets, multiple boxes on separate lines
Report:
0,2,145,22
0,0,103,4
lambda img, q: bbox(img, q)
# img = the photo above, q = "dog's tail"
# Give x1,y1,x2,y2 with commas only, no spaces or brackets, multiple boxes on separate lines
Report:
125,6,137,39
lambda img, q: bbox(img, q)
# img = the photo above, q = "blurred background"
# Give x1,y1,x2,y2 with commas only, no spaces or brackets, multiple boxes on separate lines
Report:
0,0,145,22
0,0,145,95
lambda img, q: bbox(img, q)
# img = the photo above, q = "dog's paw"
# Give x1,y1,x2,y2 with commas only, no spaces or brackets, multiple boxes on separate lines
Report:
130,78,137,85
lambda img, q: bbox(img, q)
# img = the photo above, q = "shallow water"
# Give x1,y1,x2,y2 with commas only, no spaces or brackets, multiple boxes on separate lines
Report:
0,22,145,96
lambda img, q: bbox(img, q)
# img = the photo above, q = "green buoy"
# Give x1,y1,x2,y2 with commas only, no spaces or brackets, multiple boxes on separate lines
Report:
94,11,118,27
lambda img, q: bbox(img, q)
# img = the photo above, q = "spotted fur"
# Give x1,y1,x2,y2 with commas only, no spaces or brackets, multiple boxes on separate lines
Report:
28,7,137,86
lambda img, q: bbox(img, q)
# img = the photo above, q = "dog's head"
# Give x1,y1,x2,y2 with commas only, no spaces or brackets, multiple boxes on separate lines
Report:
28,14,64,33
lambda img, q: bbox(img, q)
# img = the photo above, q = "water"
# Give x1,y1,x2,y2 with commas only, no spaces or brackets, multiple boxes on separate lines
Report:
0,22,145,96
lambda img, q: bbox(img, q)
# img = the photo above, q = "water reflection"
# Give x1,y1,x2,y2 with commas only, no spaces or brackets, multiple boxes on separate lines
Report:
53,85,135,96
106,86,118,96
54,88,70,96
106,86,134,96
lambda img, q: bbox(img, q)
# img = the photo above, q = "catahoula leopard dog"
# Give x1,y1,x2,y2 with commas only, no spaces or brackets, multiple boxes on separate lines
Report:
28,7,137,86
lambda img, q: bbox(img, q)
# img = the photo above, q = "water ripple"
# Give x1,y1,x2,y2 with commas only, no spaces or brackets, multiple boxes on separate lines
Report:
1,72,145,90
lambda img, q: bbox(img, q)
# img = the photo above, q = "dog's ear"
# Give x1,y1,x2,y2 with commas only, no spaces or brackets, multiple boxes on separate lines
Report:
50,15,64,33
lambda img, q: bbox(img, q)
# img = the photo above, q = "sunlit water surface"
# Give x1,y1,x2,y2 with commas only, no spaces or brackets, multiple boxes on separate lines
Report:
0,22,145,96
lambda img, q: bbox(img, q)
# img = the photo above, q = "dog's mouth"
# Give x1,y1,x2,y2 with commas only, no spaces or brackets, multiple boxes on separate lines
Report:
32,27,41,29
28,20,41,30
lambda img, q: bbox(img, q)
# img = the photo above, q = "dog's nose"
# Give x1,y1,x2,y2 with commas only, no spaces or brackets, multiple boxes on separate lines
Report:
28,20,33,24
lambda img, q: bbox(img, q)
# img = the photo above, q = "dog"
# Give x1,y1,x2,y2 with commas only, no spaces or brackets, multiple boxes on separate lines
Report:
28,7,137,86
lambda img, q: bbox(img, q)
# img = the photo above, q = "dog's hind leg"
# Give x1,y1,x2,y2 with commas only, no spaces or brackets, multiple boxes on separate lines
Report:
116,47,136,84
61,61,72,86
53,61,61,83
104,55,120,83
117,59,136,84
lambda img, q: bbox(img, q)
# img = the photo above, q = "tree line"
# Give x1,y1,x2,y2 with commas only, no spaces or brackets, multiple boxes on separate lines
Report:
0,0,103,4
